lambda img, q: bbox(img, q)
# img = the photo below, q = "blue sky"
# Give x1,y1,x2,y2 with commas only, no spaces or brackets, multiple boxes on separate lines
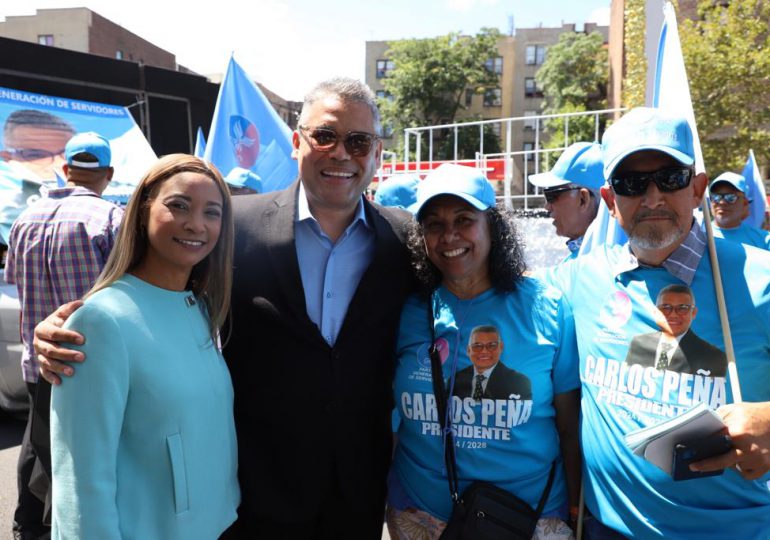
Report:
3,0,610,100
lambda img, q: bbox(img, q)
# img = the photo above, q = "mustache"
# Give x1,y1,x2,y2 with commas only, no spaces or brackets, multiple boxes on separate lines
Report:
632,209,677,224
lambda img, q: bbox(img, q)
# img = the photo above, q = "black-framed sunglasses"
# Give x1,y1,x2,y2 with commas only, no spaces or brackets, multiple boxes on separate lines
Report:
657,303,694,315
298,125,379,157
710,193,740,204
4,147,65,162
610,166,693,197
470,341,500,352
543,186,581,204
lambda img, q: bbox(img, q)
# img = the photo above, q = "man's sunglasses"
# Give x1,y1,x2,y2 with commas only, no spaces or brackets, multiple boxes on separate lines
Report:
4,147,64,162
657,303,694,315
470,341,500,352
298,125,379,157
543,186,581,204
610,166,693,197
710,193,740,204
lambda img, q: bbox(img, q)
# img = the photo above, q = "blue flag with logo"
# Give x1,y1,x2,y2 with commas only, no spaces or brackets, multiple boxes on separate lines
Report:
194,127,207,158
742,149,766,228
203,55,297,192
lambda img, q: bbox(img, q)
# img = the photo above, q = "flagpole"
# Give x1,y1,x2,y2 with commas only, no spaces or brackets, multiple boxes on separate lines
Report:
700,199,743,403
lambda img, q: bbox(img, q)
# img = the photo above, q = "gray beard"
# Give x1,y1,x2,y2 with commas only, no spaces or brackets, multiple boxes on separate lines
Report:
628,222,684,251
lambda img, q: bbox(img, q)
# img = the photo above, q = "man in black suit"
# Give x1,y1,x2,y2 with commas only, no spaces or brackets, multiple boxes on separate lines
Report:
452,325,532,401
625,284,727,376
32,78,414,539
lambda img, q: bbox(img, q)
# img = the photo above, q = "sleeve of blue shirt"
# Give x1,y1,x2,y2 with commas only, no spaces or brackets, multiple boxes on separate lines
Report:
50,304,128,540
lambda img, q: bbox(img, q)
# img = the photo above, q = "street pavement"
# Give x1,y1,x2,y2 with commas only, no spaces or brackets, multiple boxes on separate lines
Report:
0,412,24,538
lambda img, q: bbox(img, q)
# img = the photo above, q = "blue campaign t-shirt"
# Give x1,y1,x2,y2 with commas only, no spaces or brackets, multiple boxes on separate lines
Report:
391,277,580,521
712,222,770,251
551,239,770,539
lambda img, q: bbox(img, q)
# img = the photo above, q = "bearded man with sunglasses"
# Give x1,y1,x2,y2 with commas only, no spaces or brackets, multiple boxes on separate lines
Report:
32,78,414,539
709,171,770,250
550,107,770,539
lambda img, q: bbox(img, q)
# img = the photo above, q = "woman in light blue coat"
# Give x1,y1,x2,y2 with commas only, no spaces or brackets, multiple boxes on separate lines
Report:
50,154,239,539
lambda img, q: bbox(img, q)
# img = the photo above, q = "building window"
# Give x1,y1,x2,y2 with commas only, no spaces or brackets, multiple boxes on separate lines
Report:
376,59,395,78
525,45,546,65
116,50,124,60
483,88,502,107
37,34,54,46
490,123,501,137
524,78,543,98
523,142,536,162
465,89,474,107
523,110,541,130
375,90,394,102
485,57,503,75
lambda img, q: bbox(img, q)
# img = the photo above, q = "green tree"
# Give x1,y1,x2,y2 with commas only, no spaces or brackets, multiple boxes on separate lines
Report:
679,0,770,175
380,29,502,160
536,31,608,150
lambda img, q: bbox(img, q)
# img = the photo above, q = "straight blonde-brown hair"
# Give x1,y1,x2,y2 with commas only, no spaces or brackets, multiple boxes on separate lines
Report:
88,154,234,343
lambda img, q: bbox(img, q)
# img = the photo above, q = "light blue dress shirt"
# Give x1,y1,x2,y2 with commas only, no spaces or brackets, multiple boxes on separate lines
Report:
295,183,375,345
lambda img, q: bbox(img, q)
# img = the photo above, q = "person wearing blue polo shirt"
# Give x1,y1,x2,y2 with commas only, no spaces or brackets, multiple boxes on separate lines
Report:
709,171,770,250
549,107,770,539
529,142,604,260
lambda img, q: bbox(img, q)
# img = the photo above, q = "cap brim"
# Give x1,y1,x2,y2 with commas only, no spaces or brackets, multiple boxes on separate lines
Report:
604,145,694,180
528,171,571,189
411,192,490,218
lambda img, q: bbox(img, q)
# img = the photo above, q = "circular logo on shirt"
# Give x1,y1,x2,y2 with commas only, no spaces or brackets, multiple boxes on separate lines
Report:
598,290,633,329
416,337,449,368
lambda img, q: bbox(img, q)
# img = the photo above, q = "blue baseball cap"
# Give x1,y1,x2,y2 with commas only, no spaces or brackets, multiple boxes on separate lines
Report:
374,174,420,211
64,132,111,168
710,172,750,200
410,163,496,218
225,167,262,192
529,142,605,190
602,107,694,180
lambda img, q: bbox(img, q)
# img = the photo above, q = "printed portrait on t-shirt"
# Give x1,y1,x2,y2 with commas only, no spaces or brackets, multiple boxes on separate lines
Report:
624,284,727,377
451,324,533,401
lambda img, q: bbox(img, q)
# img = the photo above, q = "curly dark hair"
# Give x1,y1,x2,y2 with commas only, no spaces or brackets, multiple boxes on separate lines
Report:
406,205,527,295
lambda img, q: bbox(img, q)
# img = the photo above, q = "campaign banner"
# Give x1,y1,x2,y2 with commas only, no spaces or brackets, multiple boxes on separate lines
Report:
0,86,157,242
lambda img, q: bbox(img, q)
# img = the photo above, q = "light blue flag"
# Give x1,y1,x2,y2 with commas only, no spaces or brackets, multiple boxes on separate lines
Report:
203,55,297,192
741,149,766,228
652,1,705,174
578,198,628,256
54,170,67,187
194,127,207,158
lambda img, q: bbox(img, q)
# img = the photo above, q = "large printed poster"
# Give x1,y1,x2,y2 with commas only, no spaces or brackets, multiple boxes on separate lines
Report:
0,86,156,242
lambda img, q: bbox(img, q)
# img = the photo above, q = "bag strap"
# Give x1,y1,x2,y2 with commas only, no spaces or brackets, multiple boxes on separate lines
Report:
427,295,557,512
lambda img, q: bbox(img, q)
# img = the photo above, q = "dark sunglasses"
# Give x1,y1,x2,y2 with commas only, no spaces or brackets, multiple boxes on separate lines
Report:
710,193,740,204
4,147,64,162
299,125,379,157
610,166,693,197
470,341,500,352
543,186,581,204
657,303,694,315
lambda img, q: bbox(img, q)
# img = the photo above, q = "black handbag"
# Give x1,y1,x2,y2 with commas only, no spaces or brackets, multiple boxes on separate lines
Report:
427,301,555,540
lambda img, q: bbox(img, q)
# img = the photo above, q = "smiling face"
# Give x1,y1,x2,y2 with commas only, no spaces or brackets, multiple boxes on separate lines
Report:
710,183,748,229
292,94,381,215
656,291,697,337
138,171,224,290
420,195,492,296
468,330,503,371
601,151,706,265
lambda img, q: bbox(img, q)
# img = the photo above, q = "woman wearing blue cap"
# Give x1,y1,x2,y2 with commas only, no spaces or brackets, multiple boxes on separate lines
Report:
386,163,580,539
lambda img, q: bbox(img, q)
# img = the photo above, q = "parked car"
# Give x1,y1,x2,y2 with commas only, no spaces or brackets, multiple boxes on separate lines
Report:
0,268,28,414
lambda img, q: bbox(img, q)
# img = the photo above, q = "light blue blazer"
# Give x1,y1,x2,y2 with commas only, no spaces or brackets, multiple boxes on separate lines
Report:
51,274,239,539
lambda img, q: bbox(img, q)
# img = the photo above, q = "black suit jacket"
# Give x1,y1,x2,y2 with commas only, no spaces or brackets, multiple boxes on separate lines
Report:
452,362,533,400
223,181,413,533
624,330,727,377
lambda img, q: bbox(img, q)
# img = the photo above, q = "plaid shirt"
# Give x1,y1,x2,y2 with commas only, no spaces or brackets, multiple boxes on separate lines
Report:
5,186,123,382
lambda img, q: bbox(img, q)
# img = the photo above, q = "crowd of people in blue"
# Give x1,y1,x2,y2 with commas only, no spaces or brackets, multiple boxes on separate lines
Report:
3,75,770,540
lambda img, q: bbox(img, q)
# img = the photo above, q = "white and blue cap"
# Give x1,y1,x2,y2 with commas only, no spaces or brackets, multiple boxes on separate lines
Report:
374,174,420,211
710,171,750,200
528,142,605,190
602,107,694,180
410,163,496,218
64,132,111,168
225,167,263,192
